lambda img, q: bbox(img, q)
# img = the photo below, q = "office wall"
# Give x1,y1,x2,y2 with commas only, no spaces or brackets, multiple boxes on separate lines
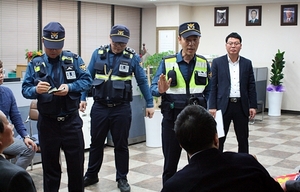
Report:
142,3,300,111
141,8,156,56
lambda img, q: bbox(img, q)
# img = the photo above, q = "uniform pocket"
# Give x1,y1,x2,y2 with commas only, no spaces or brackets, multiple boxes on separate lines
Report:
111,81,125,100
92,79,105,100
194,70,207,85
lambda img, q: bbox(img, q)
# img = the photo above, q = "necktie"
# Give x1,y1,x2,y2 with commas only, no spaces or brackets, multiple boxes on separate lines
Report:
49,57,60,87
52,64,60,87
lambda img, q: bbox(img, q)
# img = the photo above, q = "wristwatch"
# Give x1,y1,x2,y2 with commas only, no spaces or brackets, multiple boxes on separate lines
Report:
23,135,30,140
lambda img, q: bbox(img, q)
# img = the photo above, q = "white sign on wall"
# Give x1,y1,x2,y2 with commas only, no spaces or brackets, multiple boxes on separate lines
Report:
158,29,176,53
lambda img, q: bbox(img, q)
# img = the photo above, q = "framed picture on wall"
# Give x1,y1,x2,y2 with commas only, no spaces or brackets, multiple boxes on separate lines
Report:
246,6,262,26
281,4,298,26
214,7,229,26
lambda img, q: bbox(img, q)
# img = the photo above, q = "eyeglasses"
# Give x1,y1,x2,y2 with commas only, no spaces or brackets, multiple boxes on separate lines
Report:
184,38,199,45
112,41,127,47
226,42,241,46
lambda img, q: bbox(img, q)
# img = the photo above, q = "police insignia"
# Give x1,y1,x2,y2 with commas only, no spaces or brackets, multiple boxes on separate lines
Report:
51,32,59,40
187,23,195,30
208,72,212,78
117,30,124,36
80,64,86,71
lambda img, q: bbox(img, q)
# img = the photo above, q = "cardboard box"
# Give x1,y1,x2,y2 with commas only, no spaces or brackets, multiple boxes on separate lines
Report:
16,64,27,78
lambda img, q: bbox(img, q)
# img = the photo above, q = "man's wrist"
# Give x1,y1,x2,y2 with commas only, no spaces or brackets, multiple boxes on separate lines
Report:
23,135,30,140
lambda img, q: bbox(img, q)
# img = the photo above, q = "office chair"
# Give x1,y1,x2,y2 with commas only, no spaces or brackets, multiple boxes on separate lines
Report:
24,100,39,170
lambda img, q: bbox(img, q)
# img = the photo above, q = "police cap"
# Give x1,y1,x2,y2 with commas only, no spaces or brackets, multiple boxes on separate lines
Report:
179,22,201,38
43,22,65,49
110,24,130,44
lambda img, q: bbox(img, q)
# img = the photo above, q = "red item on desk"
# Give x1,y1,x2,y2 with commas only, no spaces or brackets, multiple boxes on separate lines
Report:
274,173,299,184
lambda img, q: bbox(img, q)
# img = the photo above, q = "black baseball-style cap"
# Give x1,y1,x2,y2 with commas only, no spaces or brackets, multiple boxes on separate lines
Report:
43,22,65,49
110,24,130,44
179,22,201,38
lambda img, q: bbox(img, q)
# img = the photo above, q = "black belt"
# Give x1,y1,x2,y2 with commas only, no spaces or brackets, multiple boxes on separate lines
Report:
229,97,241,103
97,101,124,108
43,111,77,121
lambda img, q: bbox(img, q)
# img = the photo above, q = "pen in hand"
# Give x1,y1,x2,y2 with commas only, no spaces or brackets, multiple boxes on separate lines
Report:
36,80,51,94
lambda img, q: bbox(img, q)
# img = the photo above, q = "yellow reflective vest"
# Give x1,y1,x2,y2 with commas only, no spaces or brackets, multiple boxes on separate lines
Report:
165,56,208,94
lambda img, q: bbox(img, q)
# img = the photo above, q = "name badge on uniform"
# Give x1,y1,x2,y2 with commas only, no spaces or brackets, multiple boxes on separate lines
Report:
65,71,76,80
196,71,207,77
119,62,129,73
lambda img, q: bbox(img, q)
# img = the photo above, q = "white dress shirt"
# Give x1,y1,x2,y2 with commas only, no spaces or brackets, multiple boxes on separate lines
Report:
228,56,240,98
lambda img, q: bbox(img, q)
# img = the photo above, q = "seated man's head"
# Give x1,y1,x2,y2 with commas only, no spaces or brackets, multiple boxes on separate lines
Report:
0,110,14,153
174,105,218,155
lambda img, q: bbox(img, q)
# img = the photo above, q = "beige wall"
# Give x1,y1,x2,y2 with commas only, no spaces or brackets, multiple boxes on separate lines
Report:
142,3,300,111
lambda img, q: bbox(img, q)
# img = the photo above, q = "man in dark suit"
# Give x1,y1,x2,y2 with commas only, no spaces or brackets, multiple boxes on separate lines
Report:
249,9,259,23
0,110,36,192
285,8,294,23
161,105,283,192
209,32,257,153
217,11,226,24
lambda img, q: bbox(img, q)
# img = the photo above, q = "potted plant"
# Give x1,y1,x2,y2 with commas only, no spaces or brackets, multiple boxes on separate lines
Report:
143,50,174,84
267,49,285,116
25,49,43,62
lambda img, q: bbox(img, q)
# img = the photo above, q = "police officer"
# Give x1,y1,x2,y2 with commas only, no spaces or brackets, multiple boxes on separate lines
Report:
150,22,211,185
80,24,154,192
22,22,92,192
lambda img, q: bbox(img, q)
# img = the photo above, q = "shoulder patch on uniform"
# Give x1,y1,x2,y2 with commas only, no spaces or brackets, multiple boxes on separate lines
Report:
125,47,136,54
99,44,109,49
79,63,87,71
73,53,79,59
208,72,212,78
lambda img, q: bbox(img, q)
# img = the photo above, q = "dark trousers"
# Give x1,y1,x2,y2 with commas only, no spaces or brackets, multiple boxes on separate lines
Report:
85,102,131,181
38,113,84,192
161,118,182,185
219,100,249,153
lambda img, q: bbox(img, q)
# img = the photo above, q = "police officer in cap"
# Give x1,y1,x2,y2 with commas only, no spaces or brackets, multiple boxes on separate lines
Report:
22,21,92,192
150,21,211,185
80,24,154,192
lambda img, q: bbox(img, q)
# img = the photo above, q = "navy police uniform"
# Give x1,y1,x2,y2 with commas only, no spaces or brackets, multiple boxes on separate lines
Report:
22,22,92,192
150,22,211,184
82,25,153,187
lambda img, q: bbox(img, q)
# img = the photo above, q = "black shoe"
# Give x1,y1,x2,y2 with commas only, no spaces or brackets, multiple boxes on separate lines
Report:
117,179,131,192
84,176,99,187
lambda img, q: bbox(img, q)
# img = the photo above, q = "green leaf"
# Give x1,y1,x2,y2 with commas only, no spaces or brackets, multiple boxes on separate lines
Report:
269,49,285,86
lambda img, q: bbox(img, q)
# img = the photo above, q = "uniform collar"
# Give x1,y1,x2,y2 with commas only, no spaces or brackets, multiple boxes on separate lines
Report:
178,50,196,63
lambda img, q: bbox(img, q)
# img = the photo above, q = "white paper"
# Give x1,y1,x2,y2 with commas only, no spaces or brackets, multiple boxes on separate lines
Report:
215,110,225,138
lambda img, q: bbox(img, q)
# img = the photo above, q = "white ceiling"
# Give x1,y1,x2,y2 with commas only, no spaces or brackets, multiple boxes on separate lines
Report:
79,0,300,8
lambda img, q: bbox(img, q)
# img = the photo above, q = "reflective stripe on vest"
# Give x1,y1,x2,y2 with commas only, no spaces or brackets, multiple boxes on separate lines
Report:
165,56,207,94
94,74,132,81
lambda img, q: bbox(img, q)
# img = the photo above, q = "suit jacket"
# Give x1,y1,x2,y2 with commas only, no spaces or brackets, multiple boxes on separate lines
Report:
161,148,283,192
285,179,300,191
218,18,226,24
0,156,36,192
209,55,257,116
249,18,259,23
285,17,294,23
